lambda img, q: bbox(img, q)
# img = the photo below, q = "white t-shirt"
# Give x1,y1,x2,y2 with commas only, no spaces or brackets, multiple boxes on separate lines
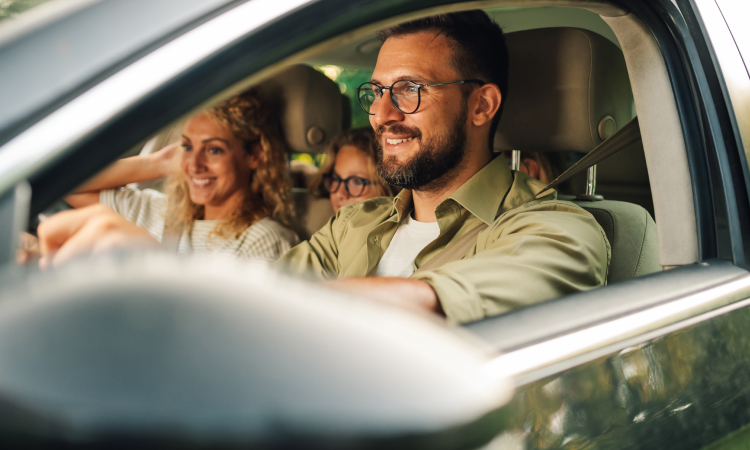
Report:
374,213,440,278
100,187,299,261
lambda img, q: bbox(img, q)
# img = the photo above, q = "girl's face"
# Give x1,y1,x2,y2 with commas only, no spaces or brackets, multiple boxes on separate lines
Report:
180,113,260,220
329,145,380,212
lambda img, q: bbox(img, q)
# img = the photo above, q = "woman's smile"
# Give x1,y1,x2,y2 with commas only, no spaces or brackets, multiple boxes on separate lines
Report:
190,176,217,187
180,113,255,220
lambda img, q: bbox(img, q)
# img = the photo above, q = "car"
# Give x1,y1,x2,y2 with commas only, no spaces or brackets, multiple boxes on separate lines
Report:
0,0,749,448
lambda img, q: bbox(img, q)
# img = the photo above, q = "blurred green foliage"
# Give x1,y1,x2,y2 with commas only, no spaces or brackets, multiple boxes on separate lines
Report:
0,0,56,22
313,64,373,130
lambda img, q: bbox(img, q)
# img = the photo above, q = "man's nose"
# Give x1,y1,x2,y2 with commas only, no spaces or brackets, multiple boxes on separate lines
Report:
371,91,405,127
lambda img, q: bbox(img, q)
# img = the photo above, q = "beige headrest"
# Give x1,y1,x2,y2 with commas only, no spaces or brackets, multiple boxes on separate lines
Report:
494,28,633,153
258,65,343,153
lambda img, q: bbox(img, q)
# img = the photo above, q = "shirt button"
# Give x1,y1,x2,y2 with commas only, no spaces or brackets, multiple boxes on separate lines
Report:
373,236,380,244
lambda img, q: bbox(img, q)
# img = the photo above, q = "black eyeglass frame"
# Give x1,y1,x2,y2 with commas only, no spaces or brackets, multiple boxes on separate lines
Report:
322,173,376,197
357,79,485,115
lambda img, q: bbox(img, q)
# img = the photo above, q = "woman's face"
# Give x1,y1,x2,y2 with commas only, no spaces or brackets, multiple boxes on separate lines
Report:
329,145,379,212
180,113,259,219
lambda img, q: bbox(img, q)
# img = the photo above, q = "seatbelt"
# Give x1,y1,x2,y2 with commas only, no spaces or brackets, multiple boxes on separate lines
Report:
522,116,641,205
412,116,641,272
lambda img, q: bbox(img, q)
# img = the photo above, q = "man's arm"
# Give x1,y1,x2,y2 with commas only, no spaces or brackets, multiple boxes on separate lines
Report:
273,210,348,280
66,143,178,208
410,203,610,323
324,277,443,316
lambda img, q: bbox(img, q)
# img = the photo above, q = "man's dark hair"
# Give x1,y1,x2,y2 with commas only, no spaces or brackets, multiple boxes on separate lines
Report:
378,10,509,150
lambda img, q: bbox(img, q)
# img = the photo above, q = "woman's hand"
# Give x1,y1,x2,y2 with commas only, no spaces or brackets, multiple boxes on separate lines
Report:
38,204,160,268
16,232,40,265
150,142,180,178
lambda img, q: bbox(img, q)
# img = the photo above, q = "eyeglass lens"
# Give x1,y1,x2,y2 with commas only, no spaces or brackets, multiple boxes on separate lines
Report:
323,174,370,197
358,81,420,115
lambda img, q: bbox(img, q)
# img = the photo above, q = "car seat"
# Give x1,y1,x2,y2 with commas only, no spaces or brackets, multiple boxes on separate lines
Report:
495,27,661,283
257,65,343,240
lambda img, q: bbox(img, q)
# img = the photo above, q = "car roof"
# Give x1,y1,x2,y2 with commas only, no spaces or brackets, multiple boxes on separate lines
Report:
0,0,237,147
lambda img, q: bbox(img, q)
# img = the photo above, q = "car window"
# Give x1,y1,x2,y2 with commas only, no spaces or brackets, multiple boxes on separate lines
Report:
0,0,59,23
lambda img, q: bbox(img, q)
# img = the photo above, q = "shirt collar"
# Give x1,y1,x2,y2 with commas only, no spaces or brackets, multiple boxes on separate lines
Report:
448,155,515,224
391,188,413,222
388,154,544,224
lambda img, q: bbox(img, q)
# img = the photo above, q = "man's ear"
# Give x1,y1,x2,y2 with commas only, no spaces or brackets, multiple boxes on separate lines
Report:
246,143,262,170
471,83,502,128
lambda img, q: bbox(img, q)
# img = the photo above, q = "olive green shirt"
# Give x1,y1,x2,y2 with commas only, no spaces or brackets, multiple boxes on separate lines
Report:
277,156,610,323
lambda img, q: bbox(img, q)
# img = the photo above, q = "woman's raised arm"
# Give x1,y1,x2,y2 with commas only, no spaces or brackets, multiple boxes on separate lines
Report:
66,143,178,208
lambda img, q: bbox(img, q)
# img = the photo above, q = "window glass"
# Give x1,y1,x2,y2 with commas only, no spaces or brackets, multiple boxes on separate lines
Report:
715,0,750,74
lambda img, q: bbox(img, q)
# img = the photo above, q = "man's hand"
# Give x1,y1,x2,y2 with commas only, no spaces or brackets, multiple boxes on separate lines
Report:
37,204,160,268
324,277,444,317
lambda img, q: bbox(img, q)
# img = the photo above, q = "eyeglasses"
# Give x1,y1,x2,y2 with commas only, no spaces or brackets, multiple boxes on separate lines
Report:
357,79,485,115
322,173,375,197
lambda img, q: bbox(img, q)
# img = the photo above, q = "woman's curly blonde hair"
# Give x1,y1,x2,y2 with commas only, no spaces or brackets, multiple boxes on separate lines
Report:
164,89,293,239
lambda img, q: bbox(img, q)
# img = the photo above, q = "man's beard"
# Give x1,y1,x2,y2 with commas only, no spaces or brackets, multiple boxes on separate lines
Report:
374,100,468,192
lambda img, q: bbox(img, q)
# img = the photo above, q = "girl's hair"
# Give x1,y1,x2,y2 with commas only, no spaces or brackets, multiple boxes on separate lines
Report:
164,89,293,238
309,127,395,198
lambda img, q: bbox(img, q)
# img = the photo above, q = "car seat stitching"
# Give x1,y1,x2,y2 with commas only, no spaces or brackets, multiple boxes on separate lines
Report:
634,209,649,277
577,29,596,146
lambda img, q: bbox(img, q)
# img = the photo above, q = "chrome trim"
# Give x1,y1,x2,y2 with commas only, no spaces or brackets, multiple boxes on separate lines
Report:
510,150,521,171
484,275,750,386
585,165,597,196
0,0,313,194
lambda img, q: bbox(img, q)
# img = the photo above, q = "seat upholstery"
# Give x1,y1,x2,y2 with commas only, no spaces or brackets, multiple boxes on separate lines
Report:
292,188,334,240
257,64,344,154
495,28,632,153
574,200,660,283
496,27,659,283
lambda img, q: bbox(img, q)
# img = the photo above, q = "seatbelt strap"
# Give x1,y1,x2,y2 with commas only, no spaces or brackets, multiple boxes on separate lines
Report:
523,116,641,205
411,117,641,273
162,219,183,253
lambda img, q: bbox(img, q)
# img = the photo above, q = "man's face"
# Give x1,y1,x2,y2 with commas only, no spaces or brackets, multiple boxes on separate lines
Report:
369,31,469,191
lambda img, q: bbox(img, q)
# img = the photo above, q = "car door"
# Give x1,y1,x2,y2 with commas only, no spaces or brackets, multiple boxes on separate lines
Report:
466,0,750,447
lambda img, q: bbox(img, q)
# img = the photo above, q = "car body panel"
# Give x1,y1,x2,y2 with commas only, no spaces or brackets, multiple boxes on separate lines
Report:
489,302,750,449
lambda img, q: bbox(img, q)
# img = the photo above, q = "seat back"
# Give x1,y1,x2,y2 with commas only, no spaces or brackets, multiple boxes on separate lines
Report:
496,27,659,283
574,200,660,283
292,188,334,240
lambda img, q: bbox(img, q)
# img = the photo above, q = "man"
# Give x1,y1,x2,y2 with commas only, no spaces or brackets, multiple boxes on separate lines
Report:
38,11,610,324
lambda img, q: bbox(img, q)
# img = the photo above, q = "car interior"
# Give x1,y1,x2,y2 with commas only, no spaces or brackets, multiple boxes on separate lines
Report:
5,1,749,447
115,5,666,291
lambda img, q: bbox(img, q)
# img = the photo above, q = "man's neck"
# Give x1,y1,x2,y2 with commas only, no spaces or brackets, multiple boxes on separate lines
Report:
411,148,492,222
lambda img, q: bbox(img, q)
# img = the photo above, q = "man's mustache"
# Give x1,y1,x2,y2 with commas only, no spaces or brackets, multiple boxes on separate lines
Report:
374,125,422,141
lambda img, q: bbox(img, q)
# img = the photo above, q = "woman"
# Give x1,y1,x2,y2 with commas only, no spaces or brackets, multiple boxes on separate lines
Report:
66,90,298,261
309,128,395,212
